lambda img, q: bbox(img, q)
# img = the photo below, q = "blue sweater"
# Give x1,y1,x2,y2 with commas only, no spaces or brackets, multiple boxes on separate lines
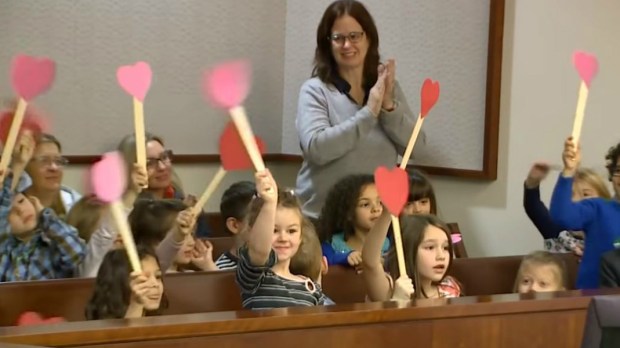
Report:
321,232,390,266
550,175,620,289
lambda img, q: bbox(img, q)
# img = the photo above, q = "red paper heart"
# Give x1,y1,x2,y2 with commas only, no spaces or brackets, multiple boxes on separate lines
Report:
11,55,56,101
0,108,47,145
219,121,266,171
16,311,65,326
374,166,410,216
420,79,440,118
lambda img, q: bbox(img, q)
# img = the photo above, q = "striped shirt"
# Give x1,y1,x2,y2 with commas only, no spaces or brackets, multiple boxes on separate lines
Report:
215,251,238,270
236,247,326,309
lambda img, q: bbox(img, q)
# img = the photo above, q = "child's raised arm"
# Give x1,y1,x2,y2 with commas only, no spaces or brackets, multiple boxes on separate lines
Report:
157,208,196,272
362,209,393,301
550,137,597,231
247,169,278,266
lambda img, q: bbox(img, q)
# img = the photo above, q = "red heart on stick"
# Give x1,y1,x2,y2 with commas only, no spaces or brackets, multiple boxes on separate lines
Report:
420,79,440,118
0,109,47,145
16,311,65,326
374,166,410,216
11,55,56,101
219,121,266,171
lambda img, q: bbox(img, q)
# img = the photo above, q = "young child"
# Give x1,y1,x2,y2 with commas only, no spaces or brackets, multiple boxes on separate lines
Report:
318,174,387,268
236,169,326,309
85,246,166,319
215,181,255,270
0,167,86,281
514,251,567,293
363,211,461,300
550,137,620,289
524,163,611,256
605,142,620,201
403,170,438,216
168,235,217,272
290,226,335,305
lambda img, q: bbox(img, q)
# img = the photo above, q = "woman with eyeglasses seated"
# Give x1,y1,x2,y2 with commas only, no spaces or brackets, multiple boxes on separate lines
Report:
117,133,212,238
20,133,81,220
295,0,419,221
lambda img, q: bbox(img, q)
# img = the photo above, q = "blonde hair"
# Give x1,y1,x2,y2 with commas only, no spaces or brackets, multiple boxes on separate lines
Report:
290,225,322,281
513,251,567,292
26,133,66,218
574,168,612,199
66,195,106,242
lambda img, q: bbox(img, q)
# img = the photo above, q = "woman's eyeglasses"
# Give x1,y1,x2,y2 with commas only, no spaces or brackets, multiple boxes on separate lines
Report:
146,149,173,169
32,156,69,167
328,31,365,46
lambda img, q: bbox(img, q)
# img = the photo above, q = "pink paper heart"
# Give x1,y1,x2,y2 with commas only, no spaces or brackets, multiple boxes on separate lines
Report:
451,233,462,244
117,62,152,102
203,60,251,109
10,55,56,101
572,51,598,88
374,166,410,216
219,121,266,171
91,151,127,203
421,79,440,118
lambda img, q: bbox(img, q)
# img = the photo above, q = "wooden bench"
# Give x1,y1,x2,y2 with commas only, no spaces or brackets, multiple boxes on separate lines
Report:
0,254,579,326
2,289,616,348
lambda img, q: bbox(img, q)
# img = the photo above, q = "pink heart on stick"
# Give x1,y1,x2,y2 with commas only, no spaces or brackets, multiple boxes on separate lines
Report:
421,79,440,118
219,121,266,171
117,62,152,102
573,51,598,88
374,166,410,216
91,151,127,203
10,55,56,101
203,60,251,109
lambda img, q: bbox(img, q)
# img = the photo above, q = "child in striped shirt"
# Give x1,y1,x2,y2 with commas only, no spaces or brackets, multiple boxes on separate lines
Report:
236,170,326,309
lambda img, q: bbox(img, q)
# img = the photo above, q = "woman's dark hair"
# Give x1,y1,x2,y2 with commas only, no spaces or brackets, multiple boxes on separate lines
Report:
312,0,380,90
386,215,454,299
85,246,168,320
408,169,438,215
129,197,187,247
605,142,620,181
318,174,375,243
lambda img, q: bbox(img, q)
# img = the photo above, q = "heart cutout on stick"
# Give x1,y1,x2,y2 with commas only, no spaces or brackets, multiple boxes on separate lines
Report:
91,151,127,203
374,166,410,216
10,55,56,101
0,109,48,145
203,60,251,109
420,79,440,118
573,51,598,88
16,312,65,326
219,121,266,171
117,62,152,102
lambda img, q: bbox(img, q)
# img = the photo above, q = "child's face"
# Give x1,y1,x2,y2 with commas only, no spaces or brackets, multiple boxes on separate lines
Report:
175,234,196,266
272,207,302,262
416,225,450,283
612,156,620,198
517,264,564,293
572,180,599,202
9,193,38,236
140,256,164,311
352,184,383,232
403,197,432,215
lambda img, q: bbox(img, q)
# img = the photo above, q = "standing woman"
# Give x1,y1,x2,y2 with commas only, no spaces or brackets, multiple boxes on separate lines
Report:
117,133,212,237
295,0,418,219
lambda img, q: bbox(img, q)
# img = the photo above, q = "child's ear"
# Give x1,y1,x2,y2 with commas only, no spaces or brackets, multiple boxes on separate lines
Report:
321,256,329,275
225,217,240,235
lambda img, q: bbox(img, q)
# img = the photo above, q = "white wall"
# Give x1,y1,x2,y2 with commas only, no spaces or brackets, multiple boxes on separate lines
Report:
56,0,620,257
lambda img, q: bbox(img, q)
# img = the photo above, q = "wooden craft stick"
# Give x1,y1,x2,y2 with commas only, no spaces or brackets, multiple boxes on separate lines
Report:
399,115,424,170
133,97,147,186
110,201,142,272
229,106,266,172
193,166,227,215
0,98,28,182
571,81,589,145
391,215,408,280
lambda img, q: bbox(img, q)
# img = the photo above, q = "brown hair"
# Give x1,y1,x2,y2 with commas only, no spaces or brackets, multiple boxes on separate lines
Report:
408,169,438,215
290,225,322,281
513,251,568,292
574,168,612,199
129,198,187,247
386,214,454,299
66,194,106,242
312,0,380,89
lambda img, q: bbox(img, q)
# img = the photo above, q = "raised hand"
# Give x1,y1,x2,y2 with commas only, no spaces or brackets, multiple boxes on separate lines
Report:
130,164,148,192
12,130,35,167
367,65,388,117
391,276,414,301
191,239,218,271
255,169,277,204
525,162,551,189
129,271,151,305
562,136,580,176
175,208,197,240
382,59,396,111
